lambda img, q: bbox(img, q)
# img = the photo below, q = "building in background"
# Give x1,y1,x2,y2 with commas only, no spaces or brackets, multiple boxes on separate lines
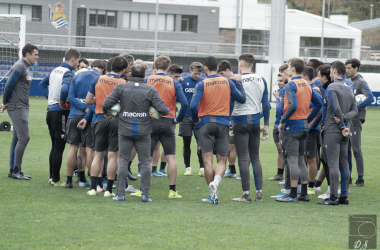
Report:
0,0,367,75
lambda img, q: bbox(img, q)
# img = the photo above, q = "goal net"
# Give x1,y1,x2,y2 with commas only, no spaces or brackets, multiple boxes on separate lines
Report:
0,15,26,94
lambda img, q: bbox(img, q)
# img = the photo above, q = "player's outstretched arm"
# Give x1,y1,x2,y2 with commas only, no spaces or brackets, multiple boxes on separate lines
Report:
310,110,322,130
174,80,188,123
68,78,87,112
261,77,270,125
280,83,297,125
357,80,374,110
307,89,322,123
190,82,203,123
38,73,50,98
228,79,246,104
321,103,327,127
60,71,74,102
84,110,93,122
151,88,169,116
82,105,95,123
85,77,98,105
3,68,22,105
260,104,272,119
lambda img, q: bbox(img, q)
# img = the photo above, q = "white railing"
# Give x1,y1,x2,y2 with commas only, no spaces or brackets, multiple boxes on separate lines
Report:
361,49,380,61
299,47,352,59
24,33,269,57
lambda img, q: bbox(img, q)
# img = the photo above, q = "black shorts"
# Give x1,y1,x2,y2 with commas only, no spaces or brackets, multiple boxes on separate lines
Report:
46,110,69,139
283,130,307,157
82,122,93,148
179,116,195,137
273,125,280,144
305,130,320,158
150,118,176,156
198,123,229,156
93,117,119,152
65,118,82,145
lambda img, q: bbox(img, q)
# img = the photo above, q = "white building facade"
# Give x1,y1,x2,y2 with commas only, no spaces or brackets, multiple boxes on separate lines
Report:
135,0,362,62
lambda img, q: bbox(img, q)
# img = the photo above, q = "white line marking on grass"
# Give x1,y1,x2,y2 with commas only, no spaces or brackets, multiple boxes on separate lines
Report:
362,146,380,149
362,135,380,139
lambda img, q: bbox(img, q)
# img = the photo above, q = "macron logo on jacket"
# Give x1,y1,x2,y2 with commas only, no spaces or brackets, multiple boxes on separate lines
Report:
123,111,148,117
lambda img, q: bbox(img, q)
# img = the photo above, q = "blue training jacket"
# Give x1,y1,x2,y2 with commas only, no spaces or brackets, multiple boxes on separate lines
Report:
181,75,205,117
68,69,101,119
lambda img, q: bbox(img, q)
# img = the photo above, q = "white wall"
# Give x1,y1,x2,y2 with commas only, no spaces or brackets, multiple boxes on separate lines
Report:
330,14,348,26
284,10,361,62
133,0,269,30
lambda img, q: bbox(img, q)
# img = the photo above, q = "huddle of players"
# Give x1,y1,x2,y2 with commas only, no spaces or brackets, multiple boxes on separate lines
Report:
34,47,273,204
5,43,371,205
269,58,373,205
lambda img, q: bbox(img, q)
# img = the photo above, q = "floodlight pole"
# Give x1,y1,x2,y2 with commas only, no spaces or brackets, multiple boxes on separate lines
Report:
321,0,325,61
235,0,240,55
68,0,72,49
239,0,244,55
154,0,159,60
370,4,374,28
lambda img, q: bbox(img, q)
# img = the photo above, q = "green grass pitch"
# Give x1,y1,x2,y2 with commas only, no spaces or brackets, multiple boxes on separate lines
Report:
0,97,379,249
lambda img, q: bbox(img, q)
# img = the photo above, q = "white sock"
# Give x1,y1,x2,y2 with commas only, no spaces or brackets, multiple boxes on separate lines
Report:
256,189,261,193
243,190,250,195
186,167,191,170
199,167,204,171
327,186,330,192
283,189,290,194
208,186,212,195
213,175,222,187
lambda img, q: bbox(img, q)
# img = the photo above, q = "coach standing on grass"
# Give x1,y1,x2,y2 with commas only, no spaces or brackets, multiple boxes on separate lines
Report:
1,44,39,180
317,61,358,205
102,62,169,202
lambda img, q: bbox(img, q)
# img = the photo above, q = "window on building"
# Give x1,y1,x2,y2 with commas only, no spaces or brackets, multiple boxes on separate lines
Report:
166,14,175,31
21,5,32,21
0,3,41,21
148,13,156,30
122,12,130,29
89,9,117,28
139,12,148,30
241,29,270,55
123,11,175,31
299,37,353,58
300,37,352,49
107,11,117,28
32,6,42,22
181,15,197,33
130,12,139,29
9,4,20,15
89,10,97,26
0,4,8,15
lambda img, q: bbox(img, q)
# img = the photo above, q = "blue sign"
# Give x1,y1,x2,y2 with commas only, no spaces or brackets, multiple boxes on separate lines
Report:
369,91,380,107
1,78,44,97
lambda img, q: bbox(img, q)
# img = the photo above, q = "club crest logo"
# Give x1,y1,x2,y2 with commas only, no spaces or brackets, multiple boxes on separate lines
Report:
48,2,68,29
